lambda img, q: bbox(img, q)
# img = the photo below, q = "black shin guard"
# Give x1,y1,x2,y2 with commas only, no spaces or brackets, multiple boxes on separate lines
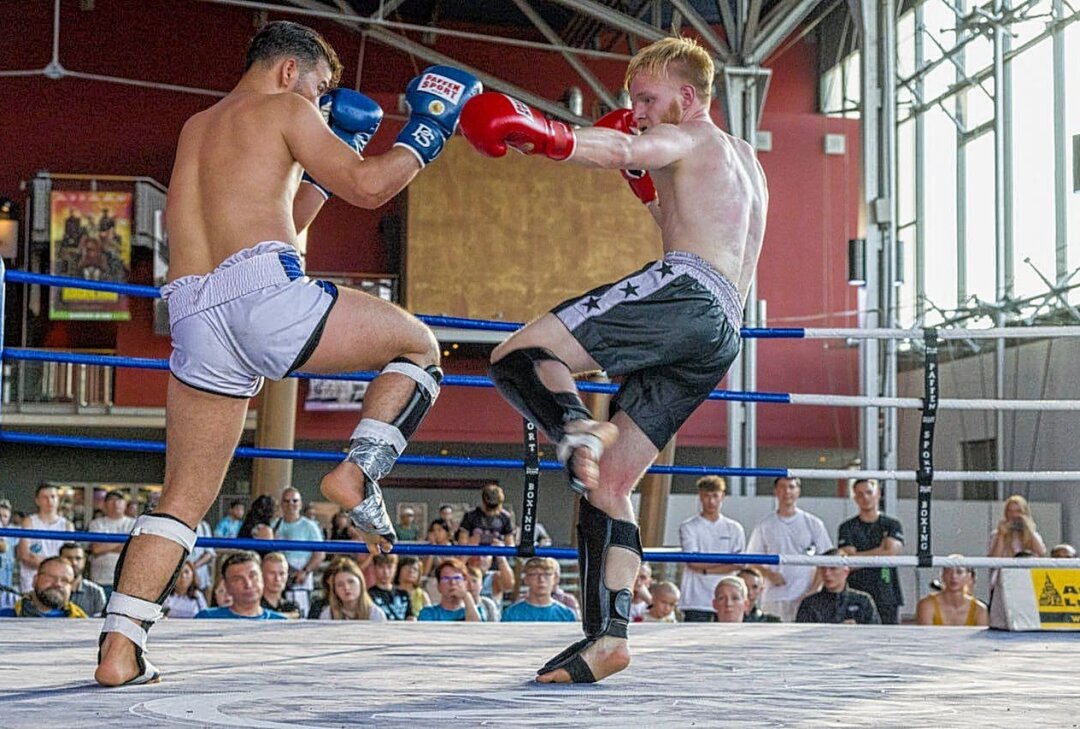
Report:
577,496,643,640
489,347,591,443
383,357,443,439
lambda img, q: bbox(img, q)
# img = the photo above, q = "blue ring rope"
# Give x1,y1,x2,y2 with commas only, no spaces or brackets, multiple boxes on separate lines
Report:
0,527,772,565
0,430,790,479
2,269,808,340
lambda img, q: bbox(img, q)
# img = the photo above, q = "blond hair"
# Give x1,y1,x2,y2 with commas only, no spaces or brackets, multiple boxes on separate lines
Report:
326,557,377,620
625,36,714,100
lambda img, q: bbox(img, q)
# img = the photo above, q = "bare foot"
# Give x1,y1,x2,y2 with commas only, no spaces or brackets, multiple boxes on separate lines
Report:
562,420,618,492
95,631,156,687
536,636,630,684
320,461,395,555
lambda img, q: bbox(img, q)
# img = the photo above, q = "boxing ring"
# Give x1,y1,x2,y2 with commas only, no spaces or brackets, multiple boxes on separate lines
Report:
3,265,1080,726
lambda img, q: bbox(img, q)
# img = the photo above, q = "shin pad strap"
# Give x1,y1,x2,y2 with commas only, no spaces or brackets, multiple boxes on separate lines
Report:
577,497,643,640
489,347,591,443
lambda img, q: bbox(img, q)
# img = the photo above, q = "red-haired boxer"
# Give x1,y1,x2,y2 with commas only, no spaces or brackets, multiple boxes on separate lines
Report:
95,20,479,686
461,36,768,683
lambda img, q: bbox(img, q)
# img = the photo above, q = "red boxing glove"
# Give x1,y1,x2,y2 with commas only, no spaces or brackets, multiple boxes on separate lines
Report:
594,109,657,205
460,92,576,161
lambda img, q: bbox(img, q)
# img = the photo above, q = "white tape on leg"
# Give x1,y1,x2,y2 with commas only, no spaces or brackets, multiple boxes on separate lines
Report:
130,514,197,553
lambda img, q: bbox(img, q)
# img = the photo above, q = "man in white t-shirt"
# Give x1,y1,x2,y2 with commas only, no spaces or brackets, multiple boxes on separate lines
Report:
746,476,832,623
87,491,136,599
678,476,745,622
17,485,74,593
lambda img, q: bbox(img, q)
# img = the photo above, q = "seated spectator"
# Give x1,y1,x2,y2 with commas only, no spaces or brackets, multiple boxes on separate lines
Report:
640,581,680,623
456,483,515,546
395,506,421,542
59,542,106,618
0,498,18,592
550,561,580,619
915,560,988,626
211,575,232,608
501,557,577,622
796,549,880,625
628,562,654,621
712,575,750,623
369,553,414,621
465,565,501,622
418,558,485,622
465,548,514,606
421,518,454,595
261,552,301,619
1051,543,1077,559
318,557,386,621
164,561,208,619
395,555,431,618
738,567,781,623
196,551,286,620
238,495,275,544
0,555,87,618
214,499,246,538
438,504,458,535
328,510,352,543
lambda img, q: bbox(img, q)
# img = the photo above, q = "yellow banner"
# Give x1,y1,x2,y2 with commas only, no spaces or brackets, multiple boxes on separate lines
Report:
1031,569,1080,629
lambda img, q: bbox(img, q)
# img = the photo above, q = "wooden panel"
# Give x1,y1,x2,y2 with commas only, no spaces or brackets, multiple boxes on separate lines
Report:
405,137,661,321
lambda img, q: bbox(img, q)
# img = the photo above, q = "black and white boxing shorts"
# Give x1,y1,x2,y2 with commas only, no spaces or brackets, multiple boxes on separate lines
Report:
552,250,742,450
161,241,338,398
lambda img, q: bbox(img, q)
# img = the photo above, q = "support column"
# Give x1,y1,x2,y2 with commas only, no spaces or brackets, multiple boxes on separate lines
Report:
251,378,299,498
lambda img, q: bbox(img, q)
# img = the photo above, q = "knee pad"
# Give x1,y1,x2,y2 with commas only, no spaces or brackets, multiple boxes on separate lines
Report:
489,347,591,443
576,497,643,640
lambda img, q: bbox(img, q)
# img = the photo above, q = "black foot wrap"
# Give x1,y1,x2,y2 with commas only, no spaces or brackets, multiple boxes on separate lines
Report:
489,347,591,444
536,637,598,683
577,496,643,640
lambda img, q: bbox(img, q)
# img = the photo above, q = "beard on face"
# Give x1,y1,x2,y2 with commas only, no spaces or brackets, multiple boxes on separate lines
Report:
36,586,67,610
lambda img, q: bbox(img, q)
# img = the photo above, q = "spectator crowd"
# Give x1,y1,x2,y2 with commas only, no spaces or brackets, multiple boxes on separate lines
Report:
0,480,1071,630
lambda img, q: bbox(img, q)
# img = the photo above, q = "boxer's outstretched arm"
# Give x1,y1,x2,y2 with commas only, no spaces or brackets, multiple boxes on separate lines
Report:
569,123,690,172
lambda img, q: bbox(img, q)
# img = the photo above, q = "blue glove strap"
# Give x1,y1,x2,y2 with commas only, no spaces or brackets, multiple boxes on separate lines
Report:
301,171,332,200
394,118,447,167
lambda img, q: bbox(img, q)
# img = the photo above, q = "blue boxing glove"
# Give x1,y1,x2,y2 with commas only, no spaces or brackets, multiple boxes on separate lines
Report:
394,66,482,167
302,88,384,199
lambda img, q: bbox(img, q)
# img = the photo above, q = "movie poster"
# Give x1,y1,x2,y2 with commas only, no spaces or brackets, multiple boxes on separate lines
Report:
49,190,132,320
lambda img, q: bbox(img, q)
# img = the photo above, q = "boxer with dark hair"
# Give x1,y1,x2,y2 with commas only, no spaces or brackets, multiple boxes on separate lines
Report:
461,36,768,683
95,20,480,686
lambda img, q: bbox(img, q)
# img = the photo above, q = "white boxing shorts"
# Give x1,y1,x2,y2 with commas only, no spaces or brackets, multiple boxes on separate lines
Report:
161,241,338,398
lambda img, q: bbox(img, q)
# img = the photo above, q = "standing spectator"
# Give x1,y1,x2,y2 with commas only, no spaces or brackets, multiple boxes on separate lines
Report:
1051,543,1077,558
0,498,19,591
456,483,516,546
0,555,87,618
87,491,135,600
738,567,781,623
238,495,276,542
59,543,106,617
501,557,577,622
195,551,286,620
837,479,904,624
369,553,414,621
712,576,750,623
746,477,833,622
261,552,301,619
465,564,501,621
679,476,745,622
640,581,680,623
395,507,420,541
163,561,208,619
17,485,74,594
915,559,988,626
438,504,457,535
214,499,246,539
628,562,654,621
394,555,431,617
418,559,485,621
796,549,880,625
550,561,581,619
318,557,386,621
272,487,326,617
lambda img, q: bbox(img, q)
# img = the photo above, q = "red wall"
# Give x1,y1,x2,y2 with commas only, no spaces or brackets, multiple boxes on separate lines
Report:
2,0,859,450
